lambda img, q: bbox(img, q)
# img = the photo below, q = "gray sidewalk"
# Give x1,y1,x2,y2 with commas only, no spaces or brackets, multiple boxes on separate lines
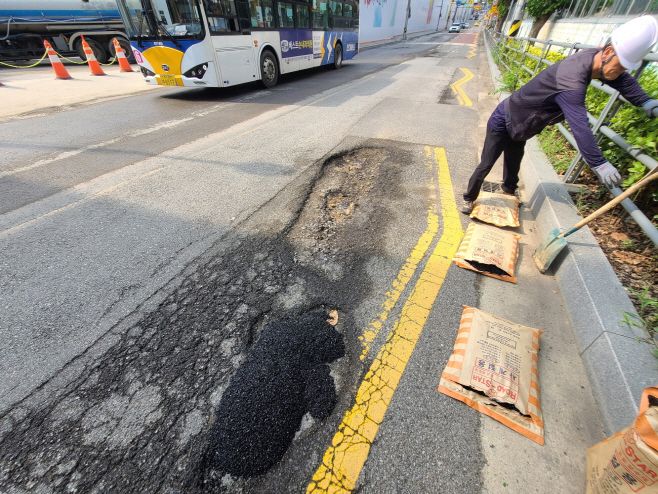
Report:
483,31,658,435
0,62,160,120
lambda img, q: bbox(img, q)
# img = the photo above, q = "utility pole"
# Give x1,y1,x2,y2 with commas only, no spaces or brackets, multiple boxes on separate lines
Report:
402,0,412,40
444,1,454,29
436,0,445,30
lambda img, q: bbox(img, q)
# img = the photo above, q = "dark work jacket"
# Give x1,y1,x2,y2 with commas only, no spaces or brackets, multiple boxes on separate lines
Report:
503,48,650,165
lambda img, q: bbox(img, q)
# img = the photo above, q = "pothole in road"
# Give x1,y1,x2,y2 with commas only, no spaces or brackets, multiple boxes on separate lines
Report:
0,145,408,494
438,68,467,106
288,147,389,281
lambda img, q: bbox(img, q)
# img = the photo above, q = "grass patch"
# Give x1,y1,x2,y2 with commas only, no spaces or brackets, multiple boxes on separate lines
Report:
536,126,578,175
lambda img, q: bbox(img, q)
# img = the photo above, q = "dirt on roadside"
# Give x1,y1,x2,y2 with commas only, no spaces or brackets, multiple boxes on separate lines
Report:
567,172,658,335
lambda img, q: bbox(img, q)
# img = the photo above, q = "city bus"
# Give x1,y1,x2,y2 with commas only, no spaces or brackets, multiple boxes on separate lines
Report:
116,0,359,89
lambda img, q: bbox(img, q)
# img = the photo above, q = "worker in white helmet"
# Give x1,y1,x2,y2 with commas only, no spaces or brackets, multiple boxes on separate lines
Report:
462,15,658,214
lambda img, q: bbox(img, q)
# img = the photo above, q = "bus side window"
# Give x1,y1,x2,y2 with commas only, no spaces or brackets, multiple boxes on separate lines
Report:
236,0,252,31
205,0,241,33
249,0,274,27
343,1,352,17
207,0,237,16
207,16,240,32
262,0,275,26
249,0,263,27
296,4,310,28
277,1,294,27
311,0,328,28
329,1,342,16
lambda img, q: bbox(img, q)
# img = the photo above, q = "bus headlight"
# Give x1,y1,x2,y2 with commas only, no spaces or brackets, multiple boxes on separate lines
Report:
140,66,155,78
183,63,209,79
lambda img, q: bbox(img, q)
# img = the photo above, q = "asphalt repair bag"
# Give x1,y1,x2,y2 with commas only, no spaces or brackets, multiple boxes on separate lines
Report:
452,222,521,283
586,387,658,493
439,306,544,445
470,191,521,228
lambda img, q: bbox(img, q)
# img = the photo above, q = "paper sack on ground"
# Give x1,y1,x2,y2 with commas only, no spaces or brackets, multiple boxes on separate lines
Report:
586,386,658,493
470,191,520,228
438,306,544,445
453,222,521,283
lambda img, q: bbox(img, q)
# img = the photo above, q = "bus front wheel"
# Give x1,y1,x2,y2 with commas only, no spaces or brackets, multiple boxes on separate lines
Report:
332,43,343,70
260,50,279,88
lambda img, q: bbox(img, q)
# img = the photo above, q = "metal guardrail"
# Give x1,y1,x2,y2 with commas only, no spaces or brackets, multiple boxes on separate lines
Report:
485,29,658,246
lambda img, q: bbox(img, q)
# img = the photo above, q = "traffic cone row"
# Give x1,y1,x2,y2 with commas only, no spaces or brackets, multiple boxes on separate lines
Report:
43,38,135,79
81,36,105,76
113,38,134,72
44,40,72,79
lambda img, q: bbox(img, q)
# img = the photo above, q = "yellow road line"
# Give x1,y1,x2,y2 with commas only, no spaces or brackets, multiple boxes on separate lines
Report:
307,147,463,493
450,68,474,106
467,32,479,59
359,147,440,360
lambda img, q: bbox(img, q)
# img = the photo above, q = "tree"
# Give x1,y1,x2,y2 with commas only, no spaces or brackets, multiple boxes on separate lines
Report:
494,0,510,33
526,0,570,39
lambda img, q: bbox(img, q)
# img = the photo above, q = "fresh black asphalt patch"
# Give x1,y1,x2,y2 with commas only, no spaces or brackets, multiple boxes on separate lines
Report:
203,311,344,482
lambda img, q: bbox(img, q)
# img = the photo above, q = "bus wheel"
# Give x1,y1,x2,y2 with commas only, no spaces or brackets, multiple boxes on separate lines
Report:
260,50,279,88
332,43,343,70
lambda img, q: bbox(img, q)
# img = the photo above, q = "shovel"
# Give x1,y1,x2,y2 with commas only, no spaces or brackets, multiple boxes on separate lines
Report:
533,169,658,273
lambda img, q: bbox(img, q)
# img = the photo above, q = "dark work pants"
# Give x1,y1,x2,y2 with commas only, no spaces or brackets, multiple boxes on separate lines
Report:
463,123,527,202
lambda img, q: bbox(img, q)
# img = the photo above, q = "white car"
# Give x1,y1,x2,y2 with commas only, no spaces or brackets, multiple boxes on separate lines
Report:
449,23,461,33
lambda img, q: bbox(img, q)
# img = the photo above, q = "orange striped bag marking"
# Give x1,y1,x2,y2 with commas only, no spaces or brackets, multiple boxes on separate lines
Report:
438,306,544,445
587,387,658,492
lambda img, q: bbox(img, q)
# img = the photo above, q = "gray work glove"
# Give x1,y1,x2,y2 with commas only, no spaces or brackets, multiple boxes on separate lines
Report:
642,99,658,118
592,162,623,188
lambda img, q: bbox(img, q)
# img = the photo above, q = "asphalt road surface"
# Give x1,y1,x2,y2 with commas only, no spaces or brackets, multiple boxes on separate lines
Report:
0,30,505,493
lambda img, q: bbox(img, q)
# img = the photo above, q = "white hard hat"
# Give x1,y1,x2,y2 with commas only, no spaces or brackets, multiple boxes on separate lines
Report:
611,16,658,70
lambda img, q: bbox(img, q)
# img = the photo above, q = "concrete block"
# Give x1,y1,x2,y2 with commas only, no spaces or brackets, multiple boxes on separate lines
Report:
581,331,658,433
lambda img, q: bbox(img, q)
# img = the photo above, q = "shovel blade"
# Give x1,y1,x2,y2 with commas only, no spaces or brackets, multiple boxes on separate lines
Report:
533,228,567,273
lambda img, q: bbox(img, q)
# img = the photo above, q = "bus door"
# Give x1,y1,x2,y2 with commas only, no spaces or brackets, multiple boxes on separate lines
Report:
276,1,298,73
294,1,313,70
205,0,256,86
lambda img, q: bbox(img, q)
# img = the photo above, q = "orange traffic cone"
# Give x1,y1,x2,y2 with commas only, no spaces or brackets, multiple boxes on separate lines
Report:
43,40,72,79
81,36,106,76
112,38,134,72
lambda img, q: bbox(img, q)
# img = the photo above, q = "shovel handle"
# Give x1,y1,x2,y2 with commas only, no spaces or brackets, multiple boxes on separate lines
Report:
562,170,658,237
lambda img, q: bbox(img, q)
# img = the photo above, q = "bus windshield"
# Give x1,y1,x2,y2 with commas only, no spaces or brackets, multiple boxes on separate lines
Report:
118,0,204,39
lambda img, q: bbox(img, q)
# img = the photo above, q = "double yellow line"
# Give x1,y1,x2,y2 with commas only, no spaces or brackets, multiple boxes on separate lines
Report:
307,147,463,493
467,32,479,59
450,68,474,106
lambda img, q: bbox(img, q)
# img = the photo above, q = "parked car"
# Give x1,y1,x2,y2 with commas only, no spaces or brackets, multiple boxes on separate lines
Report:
474,21,480,26
460,22,467,28
464,22,470,28
449,23,461,33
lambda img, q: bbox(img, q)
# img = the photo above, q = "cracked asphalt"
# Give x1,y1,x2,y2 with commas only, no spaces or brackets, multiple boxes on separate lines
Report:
0,29,605,494
2,145,459,493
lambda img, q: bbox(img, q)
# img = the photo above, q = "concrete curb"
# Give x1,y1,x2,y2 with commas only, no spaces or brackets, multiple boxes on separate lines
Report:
483,32,658,435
